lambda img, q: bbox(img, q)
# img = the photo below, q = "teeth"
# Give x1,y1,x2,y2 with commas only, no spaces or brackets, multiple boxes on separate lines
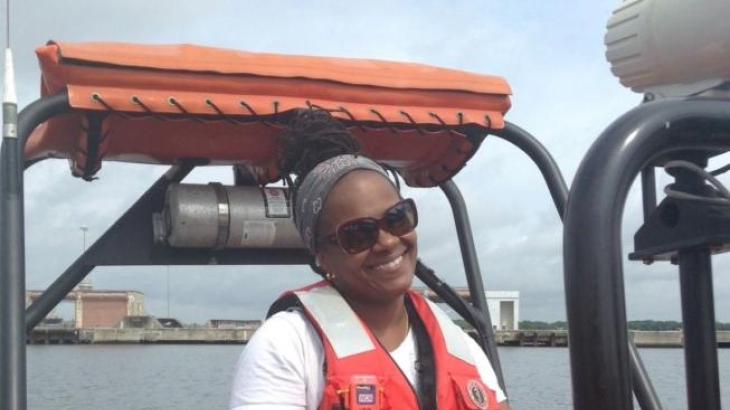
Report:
371,255,403,272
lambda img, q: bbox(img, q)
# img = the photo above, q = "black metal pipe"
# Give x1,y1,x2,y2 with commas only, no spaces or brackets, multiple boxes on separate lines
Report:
439,180,505,392
491,122,662,408
1,93,71,410
25,164,193,330
0,134,27,410
669,158,720,408
415,260,485,330
640,167,657,222
678,248,721,409
628,338,663,410
17,93,71,148
491,122,569,220
564,98,730,410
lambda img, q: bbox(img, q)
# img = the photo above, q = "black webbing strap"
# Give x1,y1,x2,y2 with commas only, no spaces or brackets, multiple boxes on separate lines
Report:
266,293,300,318
406,296,437,410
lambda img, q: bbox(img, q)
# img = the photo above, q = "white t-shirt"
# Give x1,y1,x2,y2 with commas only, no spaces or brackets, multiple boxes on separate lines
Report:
229,310,506,410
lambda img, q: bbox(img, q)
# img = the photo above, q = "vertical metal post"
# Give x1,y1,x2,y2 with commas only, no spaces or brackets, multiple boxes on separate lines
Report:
640,167,657,222
440,180,505,392
1,93,70,410
668,157,721,409
2,47,24,409
678,248,721,409
1,121,26,410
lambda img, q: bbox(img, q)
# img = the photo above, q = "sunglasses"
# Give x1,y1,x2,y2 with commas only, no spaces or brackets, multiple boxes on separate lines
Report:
318,198,418,254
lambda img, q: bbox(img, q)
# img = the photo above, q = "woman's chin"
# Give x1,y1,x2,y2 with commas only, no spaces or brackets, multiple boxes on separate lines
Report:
368,263,415,299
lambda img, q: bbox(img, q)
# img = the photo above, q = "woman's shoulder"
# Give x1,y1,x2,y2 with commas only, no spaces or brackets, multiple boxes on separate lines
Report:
248,309,321,353
230,310,325,409
246,309,325,364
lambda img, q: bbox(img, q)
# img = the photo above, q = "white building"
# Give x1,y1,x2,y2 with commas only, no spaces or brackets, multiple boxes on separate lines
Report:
486,291,520,331
418,288,520,331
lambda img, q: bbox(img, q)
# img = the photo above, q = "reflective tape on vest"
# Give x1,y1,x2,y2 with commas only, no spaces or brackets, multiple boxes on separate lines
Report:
425,299,476,366
295,285,375,358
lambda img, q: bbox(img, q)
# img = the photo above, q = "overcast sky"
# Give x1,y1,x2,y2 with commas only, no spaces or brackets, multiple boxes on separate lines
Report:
4,0,730,324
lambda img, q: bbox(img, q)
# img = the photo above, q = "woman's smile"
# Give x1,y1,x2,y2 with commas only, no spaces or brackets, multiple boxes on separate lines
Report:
364,250,407,275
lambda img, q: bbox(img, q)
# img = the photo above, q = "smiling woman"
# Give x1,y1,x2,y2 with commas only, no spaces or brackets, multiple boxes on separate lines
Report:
229,109,510,410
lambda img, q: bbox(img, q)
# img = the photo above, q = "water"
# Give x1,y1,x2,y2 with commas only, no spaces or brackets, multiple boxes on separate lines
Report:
499,347,730,409
27,345,730,409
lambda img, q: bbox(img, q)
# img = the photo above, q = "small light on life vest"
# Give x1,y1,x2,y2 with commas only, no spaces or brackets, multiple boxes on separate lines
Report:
348,375,381,410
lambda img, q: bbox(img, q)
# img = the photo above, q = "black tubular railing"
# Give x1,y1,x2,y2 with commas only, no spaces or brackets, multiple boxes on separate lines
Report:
493,121,662,409
440,180,505,391
564,97,730,410
5,91,695,410
1,93,72,410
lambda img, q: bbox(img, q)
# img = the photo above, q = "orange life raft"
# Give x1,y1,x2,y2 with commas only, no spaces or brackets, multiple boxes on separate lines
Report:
26,41,511,186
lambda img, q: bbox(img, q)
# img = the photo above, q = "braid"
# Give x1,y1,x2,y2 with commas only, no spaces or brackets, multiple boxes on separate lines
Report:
279,108,361,186
279,108,361,279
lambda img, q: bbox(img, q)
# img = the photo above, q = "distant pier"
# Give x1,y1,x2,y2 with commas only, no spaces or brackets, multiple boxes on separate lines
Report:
491,330,730,347
28,328,254,344
27,328,730,347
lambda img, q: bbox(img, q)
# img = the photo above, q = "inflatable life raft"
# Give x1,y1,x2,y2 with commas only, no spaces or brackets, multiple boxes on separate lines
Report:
26,41,511,187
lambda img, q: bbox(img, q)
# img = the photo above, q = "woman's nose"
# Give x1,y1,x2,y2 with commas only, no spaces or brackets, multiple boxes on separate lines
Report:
371,228,399,251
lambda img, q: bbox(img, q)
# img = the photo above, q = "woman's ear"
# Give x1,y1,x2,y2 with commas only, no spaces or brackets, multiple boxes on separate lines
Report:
315,253,330,273
313,253,335,282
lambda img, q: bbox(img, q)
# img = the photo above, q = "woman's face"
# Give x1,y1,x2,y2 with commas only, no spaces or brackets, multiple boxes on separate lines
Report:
316,170,417,304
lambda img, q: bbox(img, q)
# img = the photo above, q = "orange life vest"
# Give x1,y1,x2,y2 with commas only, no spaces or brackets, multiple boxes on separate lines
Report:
269,281,500,410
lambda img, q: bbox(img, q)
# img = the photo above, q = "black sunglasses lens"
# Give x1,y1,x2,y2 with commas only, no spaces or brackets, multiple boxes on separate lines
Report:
335,199,417,254
385,200,417,236
338,220,380,253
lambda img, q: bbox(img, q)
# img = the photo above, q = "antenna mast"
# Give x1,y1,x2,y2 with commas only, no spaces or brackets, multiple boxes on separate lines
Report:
3,0,16,135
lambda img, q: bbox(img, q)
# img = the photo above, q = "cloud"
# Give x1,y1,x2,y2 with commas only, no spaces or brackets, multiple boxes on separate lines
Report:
8,0,730,326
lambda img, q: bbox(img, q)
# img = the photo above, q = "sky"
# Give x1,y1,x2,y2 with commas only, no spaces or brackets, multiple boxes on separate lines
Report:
3,0,730,324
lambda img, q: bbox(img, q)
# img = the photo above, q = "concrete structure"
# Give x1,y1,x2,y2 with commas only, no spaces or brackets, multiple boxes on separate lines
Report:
208,319,262,330
418,288,520,330
27,289,145,329
28,328,730,347
119,315,161,329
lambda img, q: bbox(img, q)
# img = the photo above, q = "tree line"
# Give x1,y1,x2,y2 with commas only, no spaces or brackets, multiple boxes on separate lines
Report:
519,320,730,331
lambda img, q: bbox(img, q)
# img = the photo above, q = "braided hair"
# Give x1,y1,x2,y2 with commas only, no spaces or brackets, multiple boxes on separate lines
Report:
279,108,361,187
279,108,361,277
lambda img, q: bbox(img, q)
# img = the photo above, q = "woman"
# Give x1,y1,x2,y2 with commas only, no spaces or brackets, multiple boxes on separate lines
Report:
230,109,509,410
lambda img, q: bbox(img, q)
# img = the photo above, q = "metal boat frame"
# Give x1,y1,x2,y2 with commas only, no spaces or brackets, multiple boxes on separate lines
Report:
2,88,727,409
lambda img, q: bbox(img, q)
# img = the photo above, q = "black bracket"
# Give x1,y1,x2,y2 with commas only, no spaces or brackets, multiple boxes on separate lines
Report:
630,197,730,263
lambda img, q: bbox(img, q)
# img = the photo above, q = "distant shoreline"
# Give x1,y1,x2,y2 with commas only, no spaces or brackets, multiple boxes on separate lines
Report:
27,328,730,348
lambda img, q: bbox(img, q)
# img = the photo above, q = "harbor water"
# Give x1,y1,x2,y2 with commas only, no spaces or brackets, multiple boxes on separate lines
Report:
28,345,730,409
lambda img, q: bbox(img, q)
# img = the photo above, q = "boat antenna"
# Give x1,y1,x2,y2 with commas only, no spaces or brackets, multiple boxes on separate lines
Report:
3,0,18,142
5,0,9,48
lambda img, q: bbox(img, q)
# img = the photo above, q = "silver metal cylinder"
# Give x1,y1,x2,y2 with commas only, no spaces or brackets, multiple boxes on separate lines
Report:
161,184,304,249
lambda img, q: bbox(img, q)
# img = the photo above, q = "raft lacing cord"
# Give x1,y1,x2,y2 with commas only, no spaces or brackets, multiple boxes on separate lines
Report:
664,160,730,206
87,93,484,183
77,112,108,181
88,93,492,133
168,97,204,123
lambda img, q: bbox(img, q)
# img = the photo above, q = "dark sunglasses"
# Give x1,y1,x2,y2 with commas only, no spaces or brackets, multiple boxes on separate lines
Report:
318,198,418,254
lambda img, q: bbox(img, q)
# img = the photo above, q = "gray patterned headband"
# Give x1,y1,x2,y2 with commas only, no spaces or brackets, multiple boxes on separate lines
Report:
294,154,393,253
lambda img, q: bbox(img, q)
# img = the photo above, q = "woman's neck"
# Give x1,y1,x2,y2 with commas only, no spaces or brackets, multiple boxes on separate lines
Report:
346,294,410,351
